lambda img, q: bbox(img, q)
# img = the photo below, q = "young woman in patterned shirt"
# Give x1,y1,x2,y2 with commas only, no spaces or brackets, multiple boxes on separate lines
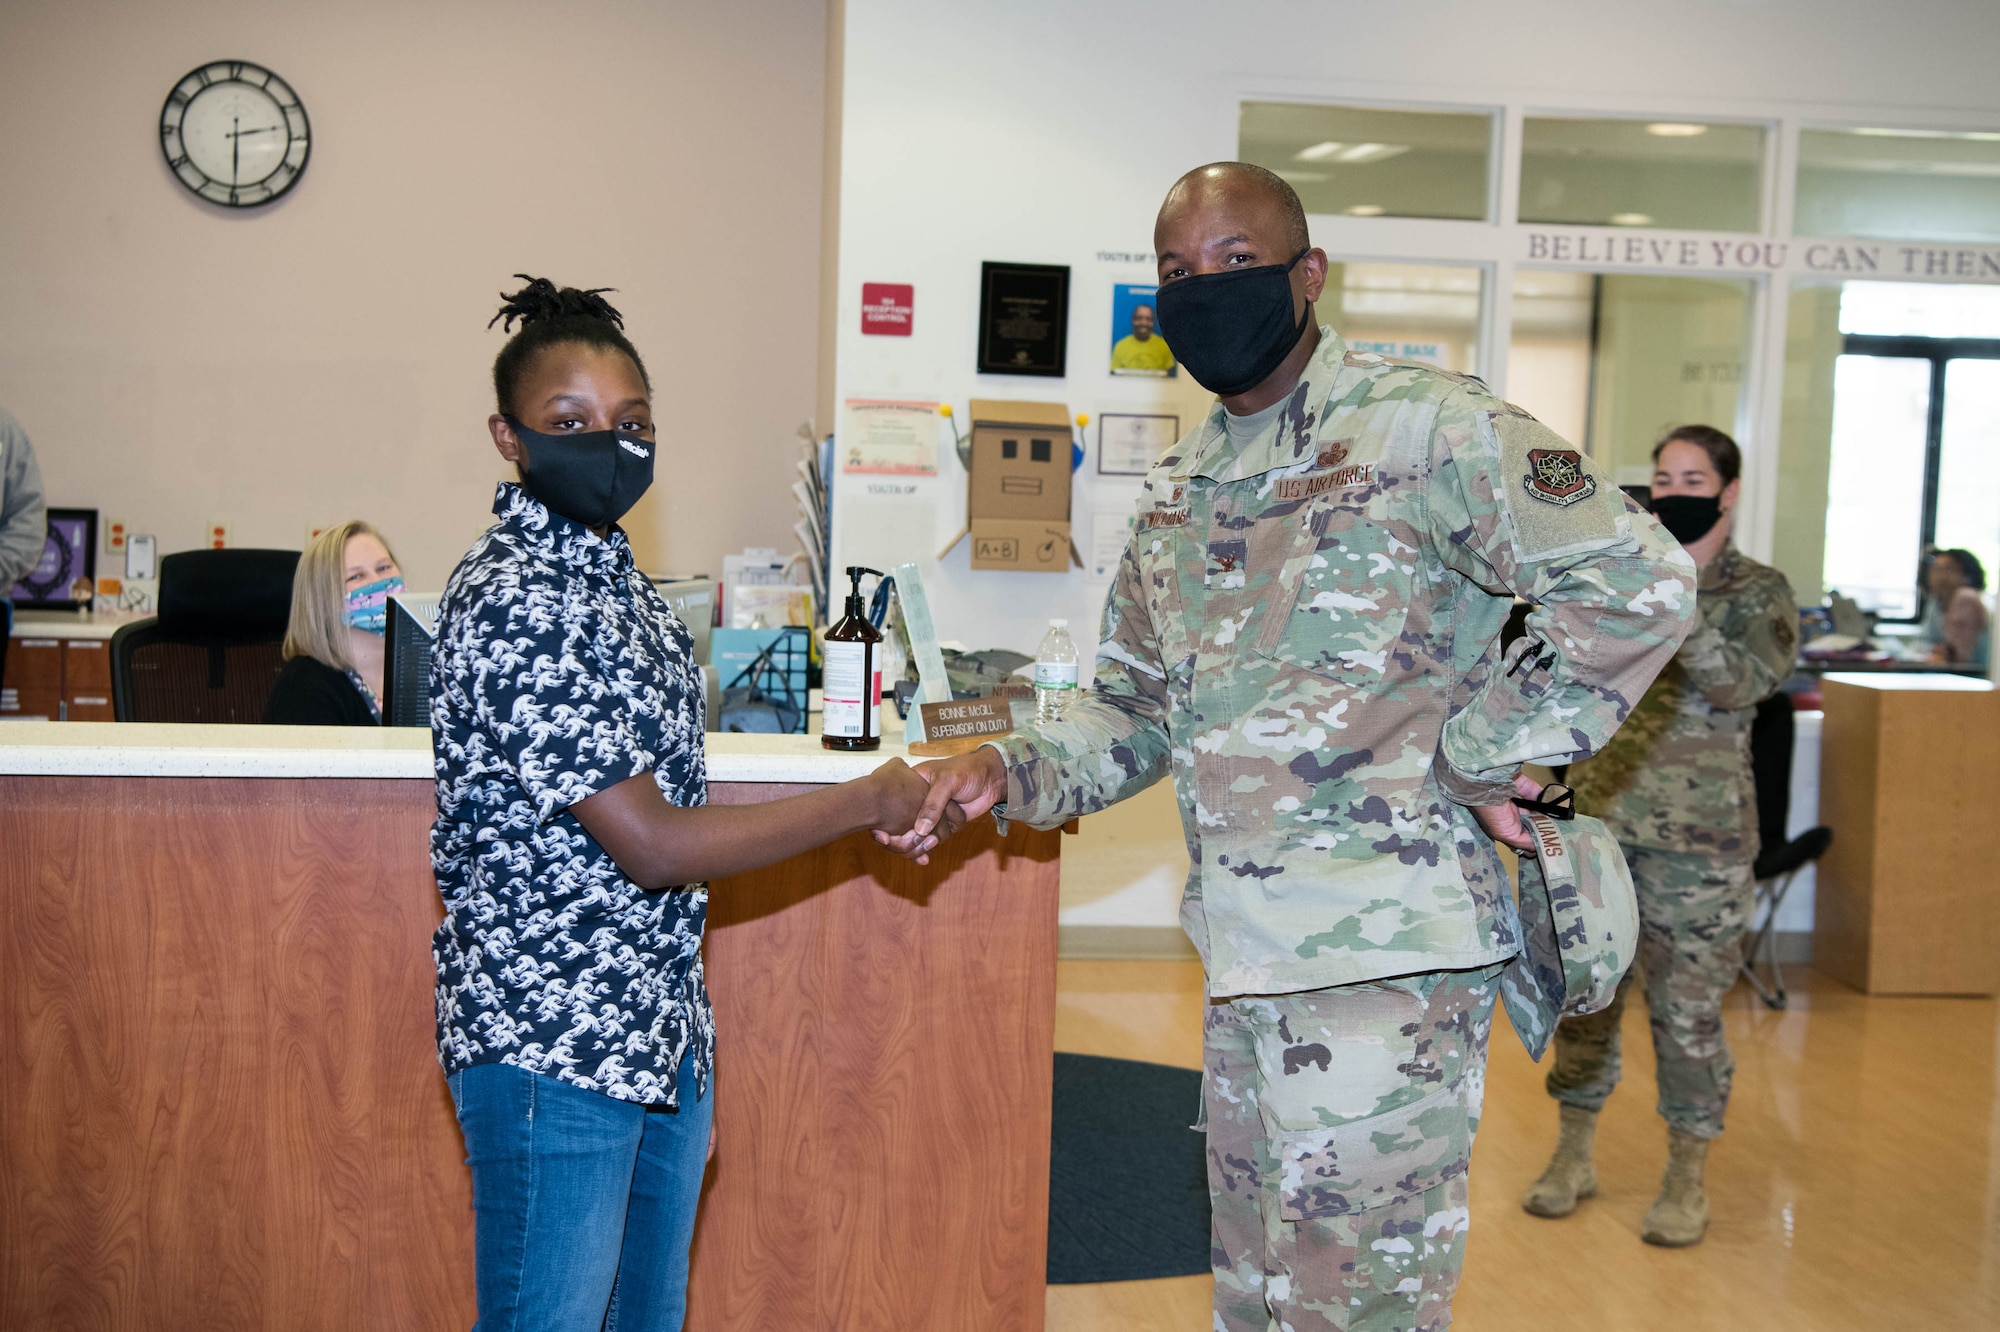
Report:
429,277,946,1332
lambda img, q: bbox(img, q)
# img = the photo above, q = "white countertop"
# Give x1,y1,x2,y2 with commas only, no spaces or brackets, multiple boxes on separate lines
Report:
0,720,911,782
1821,671,1995,692
9,608,151,641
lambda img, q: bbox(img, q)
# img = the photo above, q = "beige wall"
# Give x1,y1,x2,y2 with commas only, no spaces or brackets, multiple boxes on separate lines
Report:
0,0,827,591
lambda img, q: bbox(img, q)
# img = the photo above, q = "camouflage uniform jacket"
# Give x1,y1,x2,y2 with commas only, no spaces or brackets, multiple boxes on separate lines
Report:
989,330,1696,997
1568,541,1797,859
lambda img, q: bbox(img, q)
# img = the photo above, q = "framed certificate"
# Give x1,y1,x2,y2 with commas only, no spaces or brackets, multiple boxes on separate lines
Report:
977,261,1069,377
1096,413,1179,476
840,398,940,476
9,508,98,610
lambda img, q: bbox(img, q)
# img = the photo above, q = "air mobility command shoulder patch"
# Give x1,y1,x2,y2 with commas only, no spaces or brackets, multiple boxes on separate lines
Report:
1524,448,1597,506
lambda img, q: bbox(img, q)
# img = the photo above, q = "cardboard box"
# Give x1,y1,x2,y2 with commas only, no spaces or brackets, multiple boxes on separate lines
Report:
942,398,1080,573
969,519,1073,572
967,398,1073,523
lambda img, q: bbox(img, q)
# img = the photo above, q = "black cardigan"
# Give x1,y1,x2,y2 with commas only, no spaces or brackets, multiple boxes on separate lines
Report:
264,655,380,726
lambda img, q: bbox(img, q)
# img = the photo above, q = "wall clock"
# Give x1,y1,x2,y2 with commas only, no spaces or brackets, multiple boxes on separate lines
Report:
159,60,311,208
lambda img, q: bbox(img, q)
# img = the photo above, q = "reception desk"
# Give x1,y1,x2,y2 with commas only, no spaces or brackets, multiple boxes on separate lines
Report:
0,724,1060,1330
1813,674,2000,995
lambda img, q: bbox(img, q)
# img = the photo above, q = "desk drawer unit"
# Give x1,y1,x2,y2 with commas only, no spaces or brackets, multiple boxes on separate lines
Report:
0,638,115,721
62,638,114,721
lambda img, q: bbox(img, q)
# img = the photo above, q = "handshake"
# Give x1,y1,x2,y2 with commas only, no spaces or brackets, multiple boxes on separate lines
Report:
860,747,1011,865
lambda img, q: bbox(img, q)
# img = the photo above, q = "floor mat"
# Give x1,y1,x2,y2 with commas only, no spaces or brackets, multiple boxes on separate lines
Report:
1047,1052,1211,1284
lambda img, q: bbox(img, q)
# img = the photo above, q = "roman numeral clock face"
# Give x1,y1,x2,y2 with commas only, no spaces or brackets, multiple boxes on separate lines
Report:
159,60,310,207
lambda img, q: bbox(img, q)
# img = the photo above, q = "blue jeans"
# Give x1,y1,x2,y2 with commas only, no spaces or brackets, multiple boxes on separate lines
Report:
449,1056,712,1332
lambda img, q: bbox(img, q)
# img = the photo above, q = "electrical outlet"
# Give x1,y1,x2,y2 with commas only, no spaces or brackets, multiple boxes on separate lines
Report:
105,518,129,553
206,521,229,549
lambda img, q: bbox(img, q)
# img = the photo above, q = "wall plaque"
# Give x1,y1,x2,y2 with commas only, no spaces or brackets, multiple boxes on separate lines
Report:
977,261,1069,377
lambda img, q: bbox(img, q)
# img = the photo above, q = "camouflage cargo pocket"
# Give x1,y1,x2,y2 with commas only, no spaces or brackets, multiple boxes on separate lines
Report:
1271,1081,1472,1223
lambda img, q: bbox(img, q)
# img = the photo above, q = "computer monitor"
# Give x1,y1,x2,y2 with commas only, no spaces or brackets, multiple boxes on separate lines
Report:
382,592,442,728
381,583,711,730
654,577,716,664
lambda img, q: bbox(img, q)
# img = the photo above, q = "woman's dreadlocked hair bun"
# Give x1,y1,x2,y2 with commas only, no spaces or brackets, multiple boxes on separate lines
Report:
489,274,626,333
489,274,650,417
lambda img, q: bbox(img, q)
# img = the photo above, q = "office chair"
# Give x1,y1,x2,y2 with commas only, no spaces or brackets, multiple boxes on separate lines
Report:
1739,692,1834,1010
110,549,299,723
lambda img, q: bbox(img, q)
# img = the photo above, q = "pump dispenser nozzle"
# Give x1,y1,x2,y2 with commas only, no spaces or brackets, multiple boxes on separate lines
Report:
844,566,884,618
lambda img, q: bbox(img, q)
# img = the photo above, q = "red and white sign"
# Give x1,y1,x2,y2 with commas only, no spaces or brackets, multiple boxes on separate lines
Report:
860,283,914,336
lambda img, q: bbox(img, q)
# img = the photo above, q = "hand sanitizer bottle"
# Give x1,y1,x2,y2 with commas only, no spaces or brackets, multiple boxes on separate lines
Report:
822,566,884,751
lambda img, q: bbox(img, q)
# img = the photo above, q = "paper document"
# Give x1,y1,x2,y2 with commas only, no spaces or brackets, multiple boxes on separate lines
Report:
1091,501,1137,579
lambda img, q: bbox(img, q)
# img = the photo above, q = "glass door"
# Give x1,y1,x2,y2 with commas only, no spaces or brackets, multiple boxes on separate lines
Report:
1506,270,1755,487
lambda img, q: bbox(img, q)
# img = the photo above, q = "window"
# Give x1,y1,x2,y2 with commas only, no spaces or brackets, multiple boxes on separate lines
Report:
1816,283,2000,616
1796,128,2000,243
1239,102,1492,221
1822,354,1932,616
1323,261,1483,375
1519,117,1764,232
1935,361,2000,595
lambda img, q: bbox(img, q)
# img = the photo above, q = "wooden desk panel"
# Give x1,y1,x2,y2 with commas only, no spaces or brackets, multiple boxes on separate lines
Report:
1813,678,2000,995
2,636,61,718
0,775,1057,1331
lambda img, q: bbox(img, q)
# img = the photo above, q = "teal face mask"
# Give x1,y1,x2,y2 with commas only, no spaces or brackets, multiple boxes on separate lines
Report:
344,575,403,635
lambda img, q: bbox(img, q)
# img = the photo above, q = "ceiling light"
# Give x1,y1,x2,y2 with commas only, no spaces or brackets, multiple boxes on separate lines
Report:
1609,212,1654,226
1295,141,1346,162
1335,142,1410,164
1344,203,1386,216
1277,170,1329,184
1851,126,2000,141
1645,122,1708,137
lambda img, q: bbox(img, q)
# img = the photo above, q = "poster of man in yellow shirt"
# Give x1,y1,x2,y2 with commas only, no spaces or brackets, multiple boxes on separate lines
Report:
1109,283,1176,376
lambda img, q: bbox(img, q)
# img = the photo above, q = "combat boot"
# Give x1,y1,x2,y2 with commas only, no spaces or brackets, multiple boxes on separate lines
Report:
1641,1129,1710,1247
1521,1103,1598,1218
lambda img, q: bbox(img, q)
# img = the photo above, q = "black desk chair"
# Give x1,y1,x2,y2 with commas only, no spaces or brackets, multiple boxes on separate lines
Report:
110,549,299,723
1739,693,1833,1010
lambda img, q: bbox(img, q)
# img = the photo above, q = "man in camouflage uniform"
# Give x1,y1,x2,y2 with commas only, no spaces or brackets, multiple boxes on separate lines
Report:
884,163,1694,1330
1523,424,1798,1247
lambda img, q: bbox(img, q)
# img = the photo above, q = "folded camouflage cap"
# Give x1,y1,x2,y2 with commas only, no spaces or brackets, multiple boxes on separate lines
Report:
1499,809,1639,1062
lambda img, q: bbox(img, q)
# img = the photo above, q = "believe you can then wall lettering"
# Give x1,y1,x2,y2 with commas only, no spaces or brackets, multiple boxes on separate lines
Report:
1523,229,2000,283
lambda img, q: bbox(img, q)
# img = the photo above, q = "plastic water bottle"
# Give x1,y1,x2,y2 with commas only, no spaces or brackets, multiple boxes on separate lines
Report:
1034,618,1079,725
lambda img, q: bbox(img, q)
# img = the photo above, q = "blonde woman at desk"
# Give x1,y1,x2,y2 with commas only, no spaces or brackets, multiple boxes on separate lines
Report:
264,520,403,725
1922,548,1989,668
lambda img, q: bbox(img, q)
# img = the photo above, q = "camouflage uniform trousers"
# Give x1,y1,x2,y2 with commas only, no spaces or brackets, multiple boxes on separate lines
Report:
1204,964,1502,1332
1545,845,1756,1138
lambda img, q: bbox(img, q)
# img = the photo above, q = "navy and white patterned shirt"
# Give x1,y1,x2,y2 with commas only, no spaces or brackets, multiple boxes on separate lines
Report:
429,482,713,1106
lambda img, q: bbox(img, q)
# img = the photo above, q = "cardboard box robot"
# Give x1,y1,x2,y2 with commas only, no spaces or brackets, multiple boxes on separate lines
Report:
940,398,1082,573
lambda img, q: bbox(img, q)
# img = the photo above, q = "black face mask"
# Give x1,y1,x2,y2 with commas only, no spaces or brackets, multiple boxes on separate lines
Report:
508,419,656,529
1154,247,1313,397
1649,494,1723,545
